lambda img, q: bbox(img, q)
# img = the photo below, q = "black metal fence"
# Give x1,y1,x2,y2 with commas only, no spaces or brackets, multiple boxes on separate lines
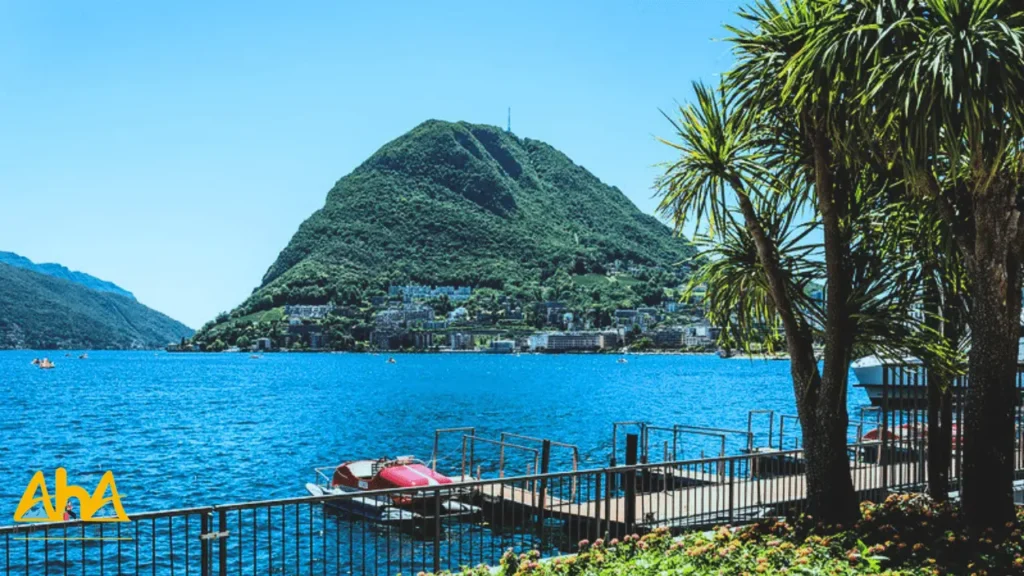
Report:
878,363,1024,491
1,437,938,576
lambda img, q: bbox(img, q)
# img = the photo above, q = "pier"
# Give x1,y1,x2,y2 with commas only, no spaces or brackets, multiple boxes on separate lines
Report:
6,409,1024,576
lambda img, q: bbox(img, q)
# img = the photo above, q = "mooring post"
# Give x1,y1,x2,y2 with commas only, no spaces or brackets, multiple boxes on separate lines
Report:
537,439,552,546
461,436,467,480
624,433,638,534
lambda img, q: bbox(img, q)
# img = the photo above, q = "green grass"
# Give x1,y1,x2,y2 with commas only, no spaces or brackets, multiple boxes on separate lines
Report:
207,307,285,336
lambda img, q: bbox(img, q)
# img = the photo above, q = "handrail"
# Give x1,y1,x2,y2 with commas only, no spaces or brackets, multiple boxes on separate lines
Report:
647,425,728,479
499,432,581,473
460,434,539,480
747,409,775,449
646,425,727,459
432,426,475,471
611,421,648,465
777,414,800,450
500,432,582,501
0,505,214,535
674,424,756,452
776,414,877,449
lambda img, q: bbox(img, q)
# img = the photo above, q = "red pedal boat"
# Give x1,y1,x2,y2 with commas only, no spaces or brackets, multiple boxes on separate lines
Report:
306,456,479,525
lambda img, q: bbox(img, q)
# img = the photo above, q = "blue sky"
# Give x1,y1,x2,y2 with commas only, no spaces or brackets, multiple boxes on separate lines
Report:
0,1,744,328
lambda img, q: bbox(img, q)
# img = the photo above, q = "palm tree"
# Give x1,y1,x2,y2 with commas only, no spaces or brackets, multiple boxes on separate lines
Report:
660,0,944,524
657,78,865,524
834,0,1024,529
728,0,869,524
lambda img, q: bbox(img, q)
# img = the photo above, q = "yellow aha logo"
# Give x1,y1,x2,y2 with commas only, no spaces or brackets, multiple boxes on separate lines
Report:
14,468,129,523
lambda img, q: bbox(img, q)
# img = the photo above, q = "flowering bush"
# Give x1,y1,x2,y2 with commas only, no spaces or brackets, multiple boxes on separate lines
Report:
416,494,1024,575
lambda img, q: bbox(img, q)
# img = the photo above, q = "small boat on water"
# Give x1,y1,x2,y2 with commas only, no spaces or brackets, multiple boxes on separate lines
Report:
306,456,479,534
38,358,55,370
78,353,88,360
617,357,628,364
387,357,397,364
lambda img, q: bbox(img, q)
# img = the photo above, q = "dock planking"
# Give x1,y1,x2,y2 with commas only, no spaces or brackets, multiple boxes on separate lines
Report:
459,459,934,532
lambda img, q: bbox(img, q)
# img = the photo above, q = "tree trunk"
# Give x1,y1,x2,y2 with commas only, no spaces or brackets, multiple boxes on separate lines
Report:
961,193,1022,530
732,181,856,524
804,122,859,525
798,366,860,524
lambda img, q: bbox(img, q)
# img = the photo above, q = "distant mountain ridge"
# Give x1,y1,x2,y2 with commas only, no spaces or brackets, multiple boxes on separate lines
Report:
0,262,192,350
0,251,135,299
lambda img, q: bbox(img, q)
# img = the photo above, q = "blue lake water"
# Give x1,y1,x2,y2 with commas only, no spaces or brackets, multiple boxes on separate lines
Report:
0,351,871,520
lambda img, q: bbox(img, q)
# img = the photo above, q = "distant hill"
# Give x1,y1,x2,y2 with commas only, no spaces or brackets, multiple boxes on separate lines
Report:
200,120,696,333
0,263,192,349
0,251,135,299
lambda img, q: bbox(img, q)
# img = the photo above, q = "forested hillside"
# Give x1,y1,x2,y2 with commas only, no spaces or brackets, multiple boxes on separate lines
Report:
0,263,192,349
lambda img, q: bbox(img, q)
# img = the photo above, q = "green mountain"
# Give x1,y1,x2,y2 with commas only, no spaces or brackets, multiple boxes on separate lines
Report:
196,120,697,345
0,262,192,349
0,251,136,299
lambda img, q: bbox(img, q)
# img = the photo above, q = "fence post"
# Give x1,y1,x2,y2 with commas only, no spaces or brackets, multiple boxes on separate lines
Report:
604,470,613,539
624,434,638,534
433,493,442,573
728,458,735,524
882,366,889,494
217,509,227,576
537,440,552,548
201,512,211,576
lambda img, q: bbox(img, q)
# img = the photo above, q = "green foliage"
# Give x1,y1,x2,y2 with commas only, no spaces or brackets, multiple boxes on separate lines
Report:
423,495,1024,575
196,120,698,343
0,263,193,350
630,336,654,352
258,118,696,302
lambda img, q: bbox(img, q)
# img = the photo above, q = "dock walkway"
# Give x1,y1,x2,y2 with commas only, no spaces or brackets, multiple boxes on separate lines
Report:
458,458,932,532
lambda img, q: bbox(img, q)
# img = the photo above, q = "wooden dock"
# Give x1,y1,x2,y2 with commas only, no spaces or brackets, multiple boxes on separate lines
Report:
456,459,932,534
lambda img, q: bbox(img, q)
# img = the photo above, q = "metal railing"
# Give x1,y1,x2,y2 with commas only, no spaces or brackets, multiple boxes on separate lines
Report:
0,437,955,576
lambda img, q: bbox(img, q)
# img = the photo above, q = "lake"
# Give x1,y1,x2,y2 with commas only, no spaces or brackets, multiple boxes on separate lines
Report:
0,351,871,520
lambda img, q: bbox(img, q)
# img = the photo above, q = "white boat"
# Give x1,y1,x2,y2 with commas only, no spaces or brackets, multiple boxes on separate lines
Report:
853,340,1024,408
851,355,921,407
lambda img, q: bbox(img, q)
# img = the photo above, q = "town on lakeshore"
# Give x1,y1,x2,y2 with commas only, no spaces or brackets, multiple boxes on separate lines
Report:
168,276,754,354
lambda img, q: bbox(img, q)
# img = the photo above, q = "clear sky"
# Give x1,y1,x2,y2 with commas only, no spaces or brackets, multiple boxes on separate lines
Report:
0,1,744,328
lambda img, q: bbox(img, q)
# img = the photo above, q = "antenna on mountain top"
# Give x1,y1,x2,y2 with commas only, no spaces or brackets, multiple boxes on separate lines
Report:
507,107,511,133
